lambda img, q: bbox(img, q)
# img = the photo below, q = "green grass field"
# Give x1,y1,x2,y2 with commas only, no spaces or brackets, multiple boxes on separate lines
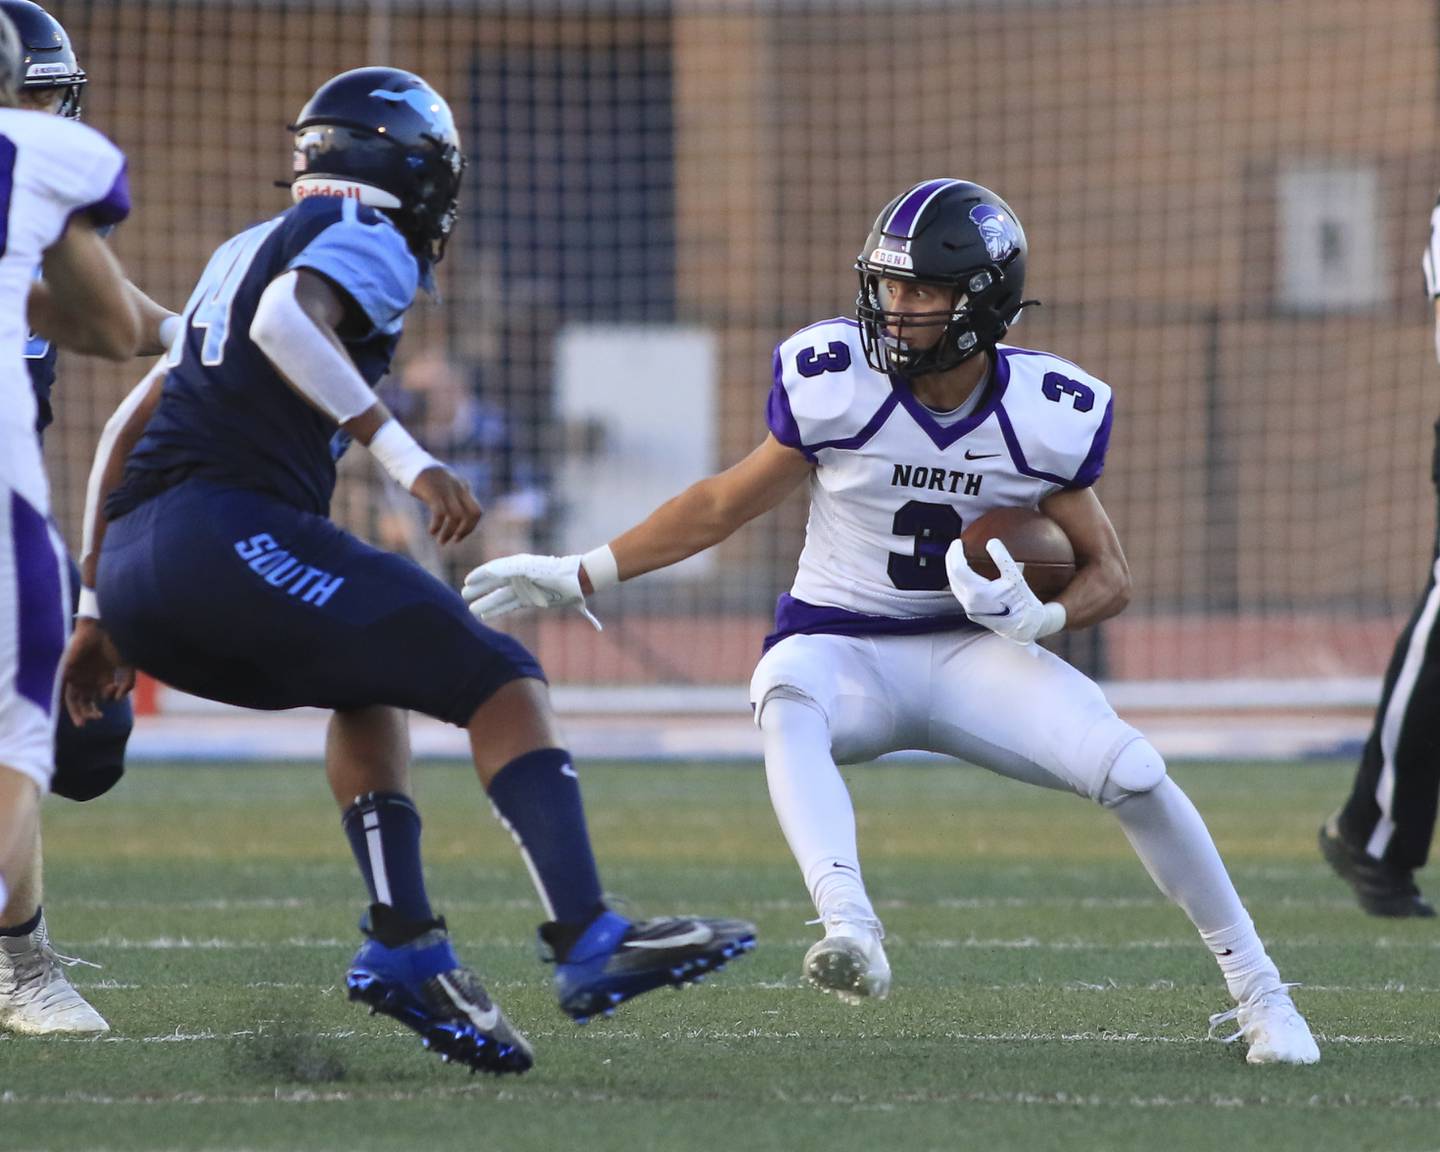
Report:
2,758,1437,1152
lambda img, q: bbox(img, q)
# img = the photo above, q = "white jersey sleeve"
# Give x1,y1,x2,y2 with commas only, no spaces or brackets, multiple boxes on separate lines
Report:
0,111,129,505
763,323,1113,646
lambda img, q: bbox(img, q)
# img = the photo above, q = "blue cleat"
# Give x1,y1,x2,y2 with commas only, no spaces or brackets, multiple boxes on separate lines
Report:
346,905,533,1075
542,910,757,1021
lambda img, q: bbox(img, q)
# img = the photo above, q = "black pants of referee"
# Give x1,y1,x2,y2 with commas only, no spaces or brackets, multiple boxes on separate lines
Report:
1336,420,1440,873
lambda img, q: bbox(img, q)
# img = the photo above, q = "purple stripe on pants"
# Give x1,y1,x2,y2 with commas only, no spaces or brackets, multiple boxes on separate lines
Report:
12,490,64,714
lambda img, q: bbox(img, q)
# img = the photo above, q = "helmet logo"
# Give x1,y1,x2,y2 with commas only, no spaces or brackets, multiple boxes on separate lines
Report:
370,87,453,136
969,204,1020,263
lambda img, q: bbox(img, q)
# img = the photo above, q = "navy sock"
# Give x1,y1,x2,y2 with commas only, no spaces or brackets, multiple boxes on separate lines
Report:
487,748,604,924
341,791,433,923
0,907,41,937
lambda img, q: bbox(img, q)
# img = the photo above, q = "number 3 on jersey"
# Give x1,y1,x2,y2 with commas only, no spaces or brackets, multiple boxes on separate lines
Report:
172,217,283,367
888,500,963,590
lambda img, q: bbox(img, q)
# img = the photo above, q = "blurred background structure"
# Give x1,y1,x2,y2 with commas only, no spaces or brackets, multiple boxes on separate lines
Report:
39,0,1440,739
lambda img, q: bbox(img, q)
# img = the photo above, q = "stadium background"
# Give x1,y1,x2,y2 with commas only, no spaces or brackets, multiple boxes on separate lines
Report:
35,0,1440,736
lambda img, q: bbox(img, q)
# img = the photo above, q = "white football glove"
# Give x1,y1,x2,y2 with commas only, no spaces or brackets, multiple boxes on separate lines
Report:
462,554,603,631
944,537,1066,645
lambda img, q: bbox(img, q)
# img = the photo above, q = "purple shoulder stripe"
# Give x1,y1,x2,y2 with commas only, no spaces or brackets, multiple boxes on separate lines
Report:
804,392,901,455
71,160,131,230
1071,397,1114,489
765,593,978,651
993,404,1074,488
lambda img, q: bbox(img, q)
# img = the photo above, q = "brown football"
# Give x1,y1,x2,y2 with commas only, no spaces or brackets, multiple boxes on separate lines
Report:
961,507,1076,601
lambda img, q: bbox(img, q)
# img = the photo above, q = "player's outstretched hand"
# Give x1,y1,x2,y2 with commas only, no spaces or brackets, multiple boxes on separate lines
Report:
462,554,603,631
61,618,135,726
411,465,482,545
944,538,1063,645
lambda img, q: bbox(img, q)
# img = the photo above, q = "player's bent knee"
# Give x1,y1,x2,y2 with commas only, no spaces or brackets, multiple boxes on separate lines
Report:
1096,737,1168,808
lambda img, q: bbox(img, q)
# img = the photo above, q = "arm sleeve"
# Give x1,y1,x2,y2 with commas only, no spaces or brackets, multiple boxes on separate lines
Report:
287,204,418,337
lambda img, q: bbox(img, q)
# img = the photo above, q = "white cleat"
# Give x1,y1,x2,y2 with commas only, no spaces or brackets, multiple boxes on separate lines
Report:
803,908,891,1004
1208,984,1319,1065
0,915,109,1036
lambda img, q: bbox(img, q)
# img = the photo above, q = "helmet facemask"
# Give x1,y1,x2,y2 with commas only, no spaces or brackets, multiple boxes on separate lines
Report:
855,264,1013,377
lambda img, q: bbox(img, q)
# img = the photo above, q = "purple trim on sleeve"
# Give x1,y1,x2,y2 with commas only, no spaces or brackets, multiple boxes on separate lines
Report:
891,349,1011,451
764,593,978,651
766,348,814,461
75,160,131,229
1070,397,1114,489
11,491,65,714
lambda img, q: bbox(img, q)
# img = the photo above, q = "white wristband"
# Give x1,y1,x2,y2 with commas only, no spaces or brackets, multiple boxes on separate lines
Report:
76,585,101,621
368,419,440,491
580,544,620,591
158,313,183,351
1037,601,1067,639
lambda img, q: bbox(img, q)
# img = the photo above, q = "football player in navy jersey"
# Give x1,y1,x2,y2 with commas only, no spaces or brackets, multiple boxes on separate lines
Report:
0,0,180,1038
61,67,754,1075
466,179,1322,1066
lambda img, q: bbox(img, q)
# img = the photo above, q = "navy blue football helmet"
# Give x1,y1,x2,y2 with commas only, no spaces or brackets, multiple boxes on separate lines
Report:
0,0,85,119
290,67,465,265
855,179,1034,376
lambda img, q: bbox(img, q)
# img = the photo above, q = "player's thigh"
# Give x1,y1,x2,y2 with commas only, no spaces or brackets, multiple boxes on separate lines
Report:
0,481,68,792
751,633,912,763
926,631,1142,800
101,483,542,723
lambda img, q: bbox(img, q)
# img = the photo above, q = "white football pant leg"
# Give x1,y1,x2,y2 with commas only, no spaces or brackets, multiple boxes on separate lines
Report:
0,480,67,794
752,634,905,922
922,630,1141,799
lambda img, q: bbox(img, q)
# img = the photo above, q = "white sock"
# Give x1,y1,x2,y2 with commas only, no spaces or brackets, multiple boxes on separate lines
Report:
760,695,876,923
1111,778,1281,1003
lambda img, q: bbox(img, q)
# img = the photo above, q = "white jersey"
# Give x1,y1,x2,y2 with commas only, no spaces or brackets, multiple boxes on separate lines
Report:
765,317,1112,644
0,109,129,509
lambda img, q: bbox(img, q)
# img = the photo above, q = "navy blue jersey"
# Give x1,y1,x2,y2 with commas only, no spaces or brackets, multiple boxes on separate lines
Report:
107,197,418,519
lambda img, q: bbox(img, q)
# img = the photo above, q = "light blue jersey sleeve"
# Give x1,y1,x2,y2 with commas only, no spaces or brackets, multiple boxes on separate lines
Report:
288,200,419,337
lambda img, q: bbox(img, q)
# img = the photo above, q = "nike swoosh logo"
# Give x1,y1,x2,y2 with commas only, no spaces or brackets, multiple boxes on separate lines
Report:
561,763,579,778
964,450,1002,461
437,973,501,1031
624,925,715,950
969,607,1012,618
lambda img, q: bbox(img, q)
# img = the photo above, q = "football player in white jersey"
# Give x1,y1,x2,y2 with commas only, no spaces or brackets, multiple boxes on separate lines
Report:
0,5,139,924
462,179,1320,1065
0,0,179,1040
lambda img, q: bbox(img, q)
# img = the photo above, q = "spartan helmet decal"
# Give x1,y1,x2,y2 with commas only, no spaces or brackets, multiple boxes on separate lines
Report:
970,203,1022,263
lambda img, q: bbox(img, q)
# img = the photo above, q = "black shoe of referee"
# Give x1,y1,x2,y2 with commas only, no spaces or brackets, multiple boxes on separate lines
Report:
1320,817,1435,919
